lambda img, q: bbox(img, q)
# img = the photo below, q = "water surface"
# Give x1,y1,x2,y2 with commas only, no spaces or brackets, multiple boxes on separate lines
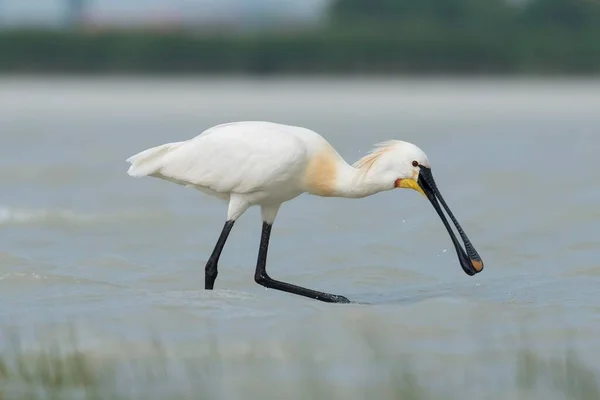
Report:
1,78,599,399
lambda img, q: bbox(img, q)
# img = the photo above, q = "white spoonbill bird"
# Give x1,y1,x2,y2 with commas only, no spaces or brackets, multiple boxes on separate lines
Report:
126,121,483,303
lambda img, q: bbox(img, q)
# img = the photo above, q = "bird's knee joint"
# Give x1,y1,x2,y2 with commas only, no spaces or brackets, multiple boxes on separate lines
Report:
254,272,270,286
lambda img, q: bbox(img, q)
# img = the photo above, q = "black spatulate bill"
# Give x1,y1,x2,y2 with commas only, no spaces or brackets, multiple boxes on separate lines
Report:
417,167,483,276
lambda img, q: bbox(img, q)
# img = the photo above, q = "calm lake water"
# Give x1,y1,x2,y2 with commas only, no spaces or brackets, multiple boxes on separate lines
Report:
1,77,599,399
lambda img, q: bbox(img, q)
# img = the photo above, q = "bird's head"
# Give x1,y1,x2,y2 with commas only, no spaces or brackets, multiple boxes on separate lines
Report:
361,140,484,276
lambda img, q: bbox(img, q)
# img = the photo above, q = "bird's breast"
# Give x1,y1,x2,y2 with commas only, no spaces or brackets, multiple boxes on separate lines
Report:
302,148,339,197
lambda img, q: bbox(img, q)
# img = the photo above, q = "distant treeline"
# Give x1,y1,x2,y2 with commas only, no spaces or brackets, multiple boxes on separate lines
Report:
1,0,600,75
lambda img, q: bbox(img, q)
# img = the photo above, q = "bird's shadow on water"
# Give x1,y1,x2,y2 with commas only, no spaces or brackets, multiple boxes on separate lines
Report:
348,294,443,306
346,286,468,306
344,276,516,306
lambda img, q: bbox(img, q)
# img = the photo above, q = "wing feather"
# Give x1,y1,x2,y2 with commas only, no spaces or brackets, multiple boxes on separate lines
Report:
127,122,308,195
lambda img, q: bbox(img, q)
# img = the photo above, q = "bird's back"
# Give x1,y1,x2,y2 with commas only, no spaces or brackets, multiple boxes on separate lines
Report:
127,121,337,200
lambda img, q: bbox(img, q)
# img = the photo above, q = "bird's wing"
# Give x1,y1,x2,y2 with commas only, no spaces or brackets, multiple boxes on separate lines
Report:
146,123,308,194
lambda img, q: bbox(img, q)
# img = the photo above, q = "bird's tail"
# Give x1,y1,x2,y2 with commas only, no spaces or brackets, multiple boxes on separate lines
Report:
126,141,184,177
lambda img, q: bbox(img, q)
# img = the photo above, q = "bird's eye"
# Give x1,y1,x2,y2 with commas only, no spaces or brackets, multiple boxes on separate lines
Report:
412,160,419,167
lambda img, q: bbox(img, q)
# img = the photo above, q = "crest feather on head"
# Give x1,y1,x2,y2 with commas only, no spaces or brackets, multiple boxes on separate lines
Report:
352,140,401,171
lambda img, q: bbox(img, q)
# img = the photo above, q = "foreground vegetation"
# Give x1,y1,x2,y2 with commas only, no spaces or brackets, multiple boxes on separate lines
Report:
0,332,599,400
1,0,600,75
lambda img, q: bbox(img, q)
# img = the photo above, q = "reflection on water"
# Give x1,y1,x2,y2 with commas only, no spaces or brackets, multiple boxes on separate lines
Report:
1,78,600,398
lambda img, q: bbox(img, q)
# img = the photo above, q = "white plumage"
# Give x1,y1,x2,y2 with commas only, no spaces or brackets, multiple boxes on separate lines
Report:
127,121,426,220
131,122,308,203
126,121,483,303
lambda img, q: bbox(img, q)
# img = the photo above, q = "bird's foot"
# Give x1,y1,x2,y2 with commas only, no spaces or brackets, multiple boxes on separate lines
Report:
327,294,352,304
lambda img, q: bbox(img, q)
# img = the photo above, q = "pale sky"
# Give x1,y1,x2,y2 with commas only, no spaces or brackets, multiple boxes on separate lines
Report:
0,0,329,26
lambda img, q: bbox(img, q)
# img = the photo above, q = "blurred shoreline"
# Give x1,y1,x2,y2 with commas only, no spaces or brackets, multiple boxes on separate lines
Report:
2,25,600,76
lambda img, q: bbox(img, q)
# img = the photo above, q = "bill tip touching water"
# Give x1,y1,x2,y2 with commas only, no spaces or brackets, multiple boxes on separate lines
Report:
126,121,483,304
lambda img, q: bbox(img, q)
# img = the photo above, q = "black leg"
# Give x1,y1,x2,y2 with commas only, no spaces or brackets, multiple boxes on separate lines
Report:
205,220,235,290
254,222,351,304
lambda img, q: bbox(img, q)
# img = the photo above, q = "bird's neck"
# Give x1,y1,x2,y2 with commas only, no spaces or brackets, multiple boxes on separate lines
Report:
331,160,393,199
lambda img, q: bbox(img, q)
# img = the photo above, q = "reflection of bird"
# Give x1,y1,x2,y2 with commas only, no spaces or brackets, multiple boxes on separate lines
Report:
127,121,483,303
